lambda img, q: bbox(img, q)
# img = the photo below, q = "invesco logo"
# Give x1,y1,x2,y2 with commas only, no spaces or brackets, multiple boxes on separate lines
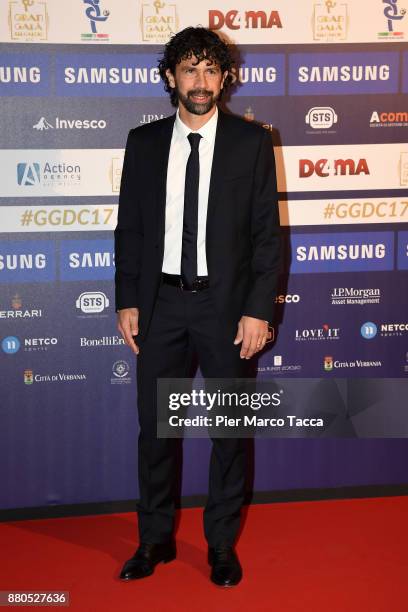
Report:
275,294,300,303
305,107,338,130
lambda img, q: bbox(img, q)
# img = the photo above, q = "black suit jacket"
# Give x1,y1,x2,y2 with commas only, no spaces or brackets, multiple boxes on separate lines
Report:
114,108,281,342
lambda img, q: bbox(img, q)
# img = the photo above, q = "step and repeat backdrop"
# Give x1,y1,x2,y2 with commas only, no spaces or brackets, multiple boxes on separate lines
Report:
1,0,408,512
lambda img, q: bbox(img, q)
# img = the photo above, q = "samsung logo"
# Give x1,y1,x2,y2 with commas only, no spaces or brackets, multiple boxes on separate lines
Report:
298,65,390,83
297,244,386,261
233,66,277,84
0,66,41,83
68,251,114,268
64,66,160,85
0,253,47,270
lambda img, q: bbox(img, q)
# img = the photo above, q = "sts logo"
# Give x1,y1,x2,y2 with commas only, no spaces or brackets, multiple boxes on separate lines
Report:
305,107,338,130
76,291,110,314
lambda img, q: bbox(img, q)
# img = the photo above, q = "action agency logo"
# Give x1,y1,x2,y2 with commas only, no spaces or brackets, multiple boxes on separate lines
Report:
370,110,408,128
76,291,109,315
305,107,338,131
400,152,408,186
8,0,49,42
17,161,81,188
82,0,110,41
379,0,406,39
295,324,340,341
0,293,43,319
111,360,131,385
141,1,179,43
33,117,107,131
209,9,282,30
110,156,123,192
299,158,369,178
312,1,348,42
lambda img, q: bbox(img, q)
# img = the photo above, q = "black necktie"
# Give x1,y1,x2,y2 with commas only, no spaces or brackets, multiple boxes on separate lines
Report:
181,132,202,287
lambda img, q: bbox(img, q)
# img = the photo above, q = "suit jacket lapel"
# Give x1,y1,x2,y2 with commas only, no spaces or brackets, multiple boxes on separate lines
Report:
206,108,230,254
156,112,176,245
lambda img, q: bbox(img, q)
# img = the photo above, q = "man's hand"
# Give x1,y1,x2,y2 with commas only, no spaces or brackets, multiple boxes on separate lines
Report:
234,316,269,359
117,307,140,355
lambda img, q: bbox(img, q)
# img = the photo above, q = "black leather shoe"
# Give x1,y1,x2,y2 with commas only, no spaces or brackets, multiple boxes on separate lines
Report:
208,544,242,587
119,541,176,580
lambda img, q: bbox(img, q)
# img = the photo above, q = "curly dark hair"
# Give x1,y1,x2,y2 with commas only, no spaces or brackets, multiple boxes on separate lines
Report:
158,26,234,107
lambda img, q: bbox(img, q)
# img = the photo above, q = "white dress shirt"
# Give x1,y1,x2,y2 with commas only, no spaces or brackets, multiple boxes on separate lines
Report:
162,106,218,275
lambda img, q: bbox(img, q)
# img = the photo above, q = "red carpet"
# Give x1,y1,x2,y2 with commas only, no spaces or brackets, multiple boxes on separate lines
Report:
0,497,407,611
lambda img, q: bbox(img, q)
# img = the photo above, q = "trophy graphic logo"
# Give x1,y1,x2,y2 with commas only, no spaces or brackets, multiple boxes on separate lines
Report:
141,1,179,43
8,0,49,41
312,1,348,42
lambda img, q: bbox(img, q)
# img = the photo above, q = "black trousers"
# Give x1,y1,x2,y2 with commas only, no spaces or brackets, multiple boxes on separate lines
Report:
136,278,248,547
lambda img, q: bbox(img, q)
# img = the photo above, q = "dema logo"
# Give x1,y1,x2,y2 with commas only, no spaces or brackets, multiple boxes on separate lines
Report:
17,163,40,186
299,158,369,178
209,9,282,30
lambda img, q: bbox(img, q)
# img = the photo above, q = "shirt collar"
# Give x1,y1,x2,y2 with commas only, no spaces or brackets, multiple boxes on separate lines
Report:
174,106,218,145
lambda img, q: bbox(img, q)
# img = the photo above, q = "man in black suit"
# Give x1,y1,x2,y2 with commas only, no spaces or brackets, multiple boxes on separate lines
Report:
115,26,280,587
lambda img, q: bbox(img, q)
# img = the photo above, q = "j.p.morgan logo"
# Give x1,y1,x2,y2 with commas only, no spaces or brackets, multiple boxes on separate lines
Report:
17,161,81,188
312,1,348,42
209,9,282,30
9,0,49,42
33,117,107,131
331,287,381,305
